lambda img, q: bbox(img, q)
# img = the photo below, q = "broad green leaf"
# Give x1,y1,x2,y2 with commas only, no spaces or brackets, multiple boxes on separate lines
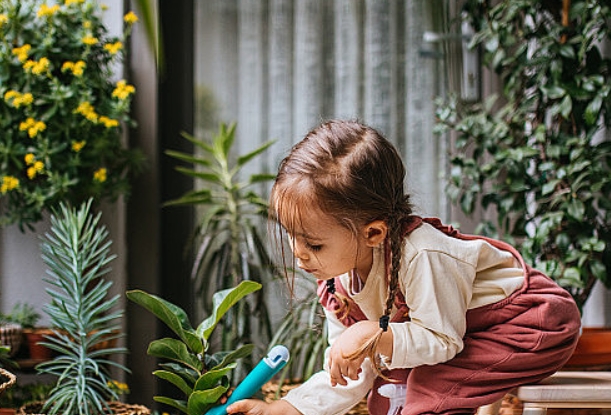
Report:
148,338,203,371
197,281,261,339
193,365,235,390
567,199,585,220
187,386,228,415
126,290,203,353
154,396,188,414
154,370,194,396
209,344,255,371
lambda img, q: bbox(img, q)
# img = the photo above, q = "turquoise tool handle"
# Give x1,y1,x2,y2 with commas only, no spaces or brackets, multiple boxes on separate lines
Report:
205,345,290,415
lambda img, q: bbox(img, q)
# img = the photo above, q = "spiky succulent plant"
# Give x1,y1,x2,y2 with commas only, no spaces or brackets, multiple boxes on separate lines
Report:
36,200,128,415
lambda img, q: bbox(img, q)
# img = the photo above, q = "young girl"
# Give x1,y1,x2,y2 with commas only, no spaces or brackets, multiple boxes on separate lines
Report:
227,120,581,415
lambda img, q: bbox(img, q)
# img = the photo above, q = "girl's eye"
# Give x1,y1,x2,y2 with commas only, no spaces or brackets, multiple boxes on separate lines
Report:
306,242,322,252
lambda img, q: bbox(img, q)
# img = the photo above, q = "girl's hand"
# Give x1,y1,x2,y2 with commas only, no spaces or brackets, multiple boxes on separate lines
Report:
328,320,379,386
226,398,301,415
328,320,394,386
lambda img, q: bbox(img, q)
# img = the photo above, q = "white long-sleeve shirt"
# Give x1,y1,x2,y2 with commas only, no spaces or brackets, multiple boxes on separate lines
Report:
283,222,524,415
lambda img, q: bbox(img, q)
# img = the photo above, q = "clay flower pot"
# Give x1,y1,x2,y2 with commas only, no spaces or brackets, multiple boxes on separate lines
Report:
21,328,55,362
564,327,611,368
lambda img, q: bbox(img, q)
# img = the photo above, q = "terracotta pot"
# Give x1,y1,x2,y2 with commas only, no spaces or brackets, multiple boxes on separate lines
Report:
21,329,55,362
564,327,611,368
0,408,16,415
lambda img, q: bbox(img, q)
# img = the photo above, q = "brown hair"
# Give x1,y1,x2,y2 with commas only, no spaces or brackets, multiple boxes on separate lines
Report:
270,119,413,367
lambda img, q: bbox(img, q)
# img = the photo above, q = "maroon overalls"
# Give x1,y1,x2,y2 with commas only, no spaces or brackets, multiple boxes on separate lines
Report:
318,217,581,415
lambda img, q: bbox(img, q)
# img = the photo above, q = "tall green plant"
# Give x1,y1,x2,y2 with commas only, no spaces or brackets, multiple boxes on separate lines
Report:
36,200,128,415
165,123,279,362
435,0,611,311
126,281,260,415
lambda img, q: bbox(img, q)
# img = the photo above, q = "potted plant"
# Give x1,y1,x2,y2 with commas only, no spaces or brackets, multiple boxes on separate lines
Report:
18,200,148,415
435,0,611,366
165,123,280,372
0,0,144,230
0,303,53,362
0,324,21,360
126,280,261,415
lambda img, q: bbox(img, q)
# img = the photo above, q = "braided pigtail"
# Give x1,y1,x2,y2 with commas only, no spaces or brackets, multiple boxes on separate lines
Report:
343,211,404,379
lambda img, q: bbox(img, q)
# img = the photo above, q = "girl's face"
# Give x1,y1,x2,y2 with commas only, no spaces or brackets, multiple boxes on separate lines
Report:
284,206,380,282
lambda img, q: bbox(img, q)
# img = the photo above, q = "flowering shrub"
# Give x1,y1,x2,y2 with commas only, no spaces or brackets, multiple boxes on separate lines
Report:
0,0,144,229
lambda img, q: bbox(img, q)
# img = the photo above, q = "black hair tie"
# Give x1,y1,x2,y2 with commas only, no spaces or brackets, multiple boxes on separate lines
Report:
326,278,336,294
379,315,389,332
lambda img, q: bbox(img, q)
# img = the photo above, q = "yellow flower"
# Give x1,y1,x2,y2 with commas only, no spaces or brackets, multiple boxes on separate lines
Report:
62,60,86,76
19,117,46,138
99,116,119,128
72,140,86,152
112,80,136,100
123,11,138,24
37,4,60,18
104,41,123,55
74,101,98,122
27,161,44,179
107,380,130,394
3,90,32,108
12,44,31,63
24,153,36,165
82,35,98,46
0,14,8,25
17,93,34,106
65,0,84,6
93,167,107,183
83,20,92,29
4,90,19,101
24,58,50,75
0,176,19,194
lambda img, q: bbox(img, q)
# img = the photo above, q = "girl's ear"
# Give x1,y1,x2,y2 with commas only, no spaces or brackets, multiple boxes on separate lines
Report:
363,220,387,247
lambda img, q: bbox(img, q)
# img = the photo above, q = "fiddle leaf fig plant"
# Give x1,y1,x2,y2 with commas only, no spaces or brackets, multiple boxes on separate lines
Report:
126,280,261,415
435,0,611,311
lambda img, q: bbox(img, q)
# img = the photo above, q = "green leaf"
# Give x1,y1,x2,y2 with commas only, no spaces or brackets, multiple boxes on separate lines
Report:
187,386,228,415
165,149,212,167
567,199,586,220
148,338,203,371
154,396,188,414
193,366,235,391
559,95,573,119
153,370,194,395
237,140,276,167
126,290,203,353
209,344,255,371
197,281,262,340
584,95,603,125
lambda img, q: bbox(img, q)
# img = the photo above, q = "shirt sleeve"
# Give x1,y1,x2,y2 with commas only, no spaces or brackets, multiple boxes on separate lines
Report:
282,309,375,415
388,250,476,368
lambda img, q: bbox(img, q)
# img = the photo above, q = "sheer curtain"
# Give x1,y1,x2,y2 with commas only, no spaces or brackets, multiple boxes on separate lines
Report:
194,0,452,218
